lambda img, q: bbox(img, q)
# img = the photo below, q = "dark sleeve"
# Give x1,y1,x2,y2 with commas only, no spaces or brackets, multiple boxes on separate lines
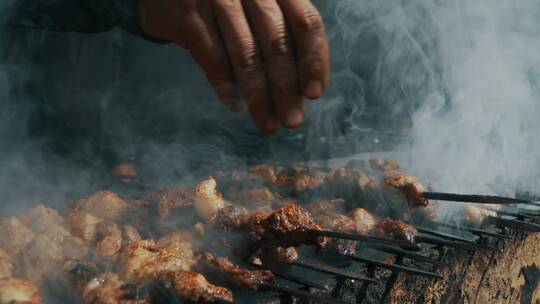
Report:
5,0,168,43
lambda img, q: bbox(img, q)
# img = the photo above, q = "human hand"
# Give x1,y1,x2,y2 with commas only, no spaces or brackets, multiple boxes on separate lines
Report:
139,0,330,132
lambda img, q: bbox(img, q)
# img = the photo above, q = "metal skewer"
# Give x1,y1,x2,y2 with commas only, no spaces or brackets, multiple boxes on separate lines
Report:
313,230,420,251
422,192,533,205
485,216,540,232
291,259,376,283
250,263,327,290
260,283,351,304
415,235,497,251
366,244,447,267
429,221,510,239
480,208,540,222
344,255,443,279
415,226,476,243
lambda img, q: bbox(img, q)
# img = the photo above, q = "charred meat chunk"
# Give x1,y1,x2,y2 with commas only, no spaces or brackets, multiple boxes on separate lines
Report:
374,218,418,244
384,173,429,207
248,165,277,184
226,187,278,214
325,168,371,199
154,186,194,220
210,205,249,231
318,213,359,255
119,239,196,283
165,271,233,304
274,166,325,193
122,225,142,245
82,273,149,304
259,204,326,249
67,211,104,242
306,199,347,217
348,208,378,236
199,251,276,290
464,206,497,226
74,191,129,222
96,222,123,258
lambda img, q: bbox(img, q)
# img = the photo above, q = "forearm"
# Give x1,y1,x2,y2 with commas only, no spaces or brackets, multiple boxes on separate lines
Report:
5,0,167,42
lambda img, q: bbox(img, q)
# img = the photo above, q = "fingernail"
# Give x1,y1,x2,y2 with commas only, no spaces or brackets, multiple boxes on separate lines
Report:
284,109,304,128
304,80,323,99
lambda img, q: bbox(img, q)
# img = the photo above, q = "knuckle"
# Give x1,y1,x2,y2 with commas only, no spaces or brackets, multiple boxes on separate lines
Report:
295,11,324,32
268,32,292,57
235,46,260,74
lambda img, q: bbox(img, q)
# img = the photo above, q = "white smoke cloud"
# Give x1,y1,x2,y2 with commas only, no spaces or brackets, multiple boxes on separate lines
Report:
400,1,540,195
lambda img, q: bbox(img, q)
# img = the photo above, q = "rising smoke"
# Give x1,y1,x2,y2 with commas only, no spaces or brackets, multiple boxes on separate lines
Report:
1,0,540,216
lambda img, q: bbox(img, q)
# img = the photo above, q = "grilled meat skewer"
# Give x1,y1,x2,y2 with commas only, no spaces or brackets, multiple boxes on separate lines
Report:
195,177,326,251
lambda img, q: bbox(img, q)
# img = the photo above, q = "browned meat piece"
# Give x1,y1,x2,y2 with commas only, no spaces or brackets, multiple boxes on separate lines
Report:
0,217,35,256
318,213,359,255
65,260,104,291
274,168,324,193
165,271,233,303
250,246,299,268
119,239,196,283
122,225,142,245
306,199,347,217
74,191,129,222
17,204,64,233
116,229,230,303
325,168,372,199
271,247,298,264
82,273,149,304
374,218,418,244
17,234,64,285
319,214,358,233
227,187,278,213
38,223,88,260
349,208,378,235
384,173,429,207
199,251,276,290
411,202,440,222
0,278,42,304
248,165,277,183
96,222,123,257
464,206,497,226
367,159,401,172
66,211,104,242
155,186,194,220
0,250,12,280
209,204,249,231
260,204,326,249
194,177,226,221
359,180,411,220
243,212,268,244
156,230,194,248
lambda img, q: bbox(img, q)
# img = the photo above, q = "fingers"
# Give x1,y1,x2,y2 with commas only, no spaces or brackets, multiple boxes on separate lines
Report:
185,1,243,112
242,0,304,128
213,0,278,132
278,0,330,100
